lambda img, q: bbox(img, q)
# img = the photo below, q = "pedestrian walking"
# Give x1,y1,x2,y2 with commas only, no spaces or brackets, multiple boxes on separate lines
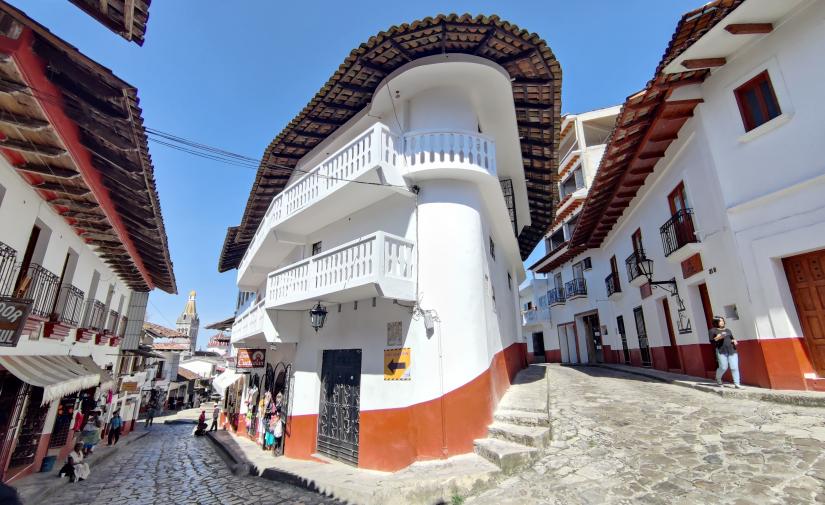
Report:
710,315,742,388
145,402,156,428
81,415,102,455
210,403,220,431
107,411,123,446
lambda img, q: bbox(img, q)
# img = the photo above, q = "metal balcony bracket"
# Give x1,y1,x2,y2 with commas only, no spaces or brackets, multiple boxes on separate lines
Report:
648,278,692,334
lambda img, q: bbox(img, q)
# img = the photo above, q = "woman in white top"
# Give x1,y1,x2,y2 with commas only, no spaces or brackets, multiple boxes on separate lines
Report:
64,442,90,482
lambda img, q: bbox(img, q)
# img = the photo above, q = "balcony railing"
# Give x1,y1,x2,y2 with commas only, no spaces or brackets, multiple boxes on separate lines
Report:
605,273,621,297
547,287,566,305
660,208,698,257
20,263,60,318
239,124,497,281
53,284,85,326
403,130,496,175
0,241,17,296
240,123,402,274
626,249,647,284
565,278,587,298
231,300,265,342
522,307,550,326
106,310,119,333
83,299,106,331
266,231,415,309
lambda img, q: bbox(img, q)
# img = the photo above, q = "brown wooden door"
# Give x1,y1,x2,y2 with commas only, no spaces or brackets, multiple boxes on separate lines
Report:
668,182,688,215
697,283,714,331
783,250,825,376
661,298,683,371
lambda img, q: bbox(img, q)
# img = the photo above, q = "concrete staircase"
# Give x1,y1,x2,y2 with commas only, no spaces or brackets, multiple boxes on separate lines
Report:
473,364,550,473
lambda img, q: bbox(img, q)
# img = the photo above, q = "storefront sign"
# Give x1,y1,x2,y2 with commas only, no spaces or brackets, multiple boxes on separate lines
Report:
0,297,32,347
121,381,138,393
384,347,411,381
236,348,266,369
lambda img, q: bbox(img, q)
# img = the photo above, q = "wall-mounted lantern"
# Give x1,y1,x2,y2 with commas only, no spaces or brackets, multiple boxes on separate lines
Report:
309,302,327,332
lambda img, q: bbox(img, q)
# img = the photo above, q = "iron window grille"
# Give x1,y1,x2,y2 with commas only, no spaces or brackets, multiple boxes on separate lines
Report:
0,241,17,296
21,264,60,318
565,278,587,297
54,284,85,326
547,287,566,305
605,273,621,297
625,248,648,283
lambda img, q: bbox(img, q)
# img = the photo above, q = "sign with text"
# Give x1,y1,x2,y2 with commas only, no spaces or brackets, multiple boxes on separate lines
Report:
384,347,411,381
0,297,32,348
120,381,138,393
236,348,266,369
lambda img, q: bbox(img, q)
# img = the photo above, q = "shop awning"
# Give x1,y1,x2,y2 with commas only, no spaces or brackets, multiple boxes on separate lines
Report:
212,370,241,395
74,356,115,392
0,355,103,405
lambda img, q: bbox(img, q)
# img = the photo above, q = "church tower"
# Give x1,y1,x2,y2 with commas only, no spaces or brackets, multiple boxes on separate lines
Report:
176,290,200,353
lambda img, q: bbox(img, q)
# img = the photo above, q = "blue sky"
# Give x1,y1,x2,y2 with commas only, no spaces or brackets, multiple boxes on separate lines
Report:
16,0,700,349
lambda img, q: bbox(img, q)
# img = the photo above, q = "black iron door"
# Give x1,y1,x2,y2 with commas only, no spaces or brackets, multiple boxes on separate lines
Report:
633,307,652,367
317,349,361,466
617,316,631,364
532,332,545,360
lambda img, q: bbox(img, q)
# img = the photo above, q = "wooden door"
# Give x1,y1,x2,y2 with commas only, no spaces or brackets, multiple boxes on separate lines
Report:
532,332,546,360
633,307,652,367
661,298,683,371
617,316,630,364
697,283,714,330
632,229,644,258
783,251,825,376
668,182,688,215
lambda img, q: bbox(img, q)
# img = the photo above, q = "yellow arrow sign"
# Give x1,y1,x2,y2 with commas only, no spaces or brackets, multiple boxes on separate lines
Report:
384,347,411,381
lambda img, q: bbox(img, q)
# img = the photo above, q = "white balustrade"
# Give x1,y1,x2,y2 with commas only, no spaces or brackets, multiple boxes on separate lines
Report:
266,232,415,308
231,300,265,342
403,130,496,175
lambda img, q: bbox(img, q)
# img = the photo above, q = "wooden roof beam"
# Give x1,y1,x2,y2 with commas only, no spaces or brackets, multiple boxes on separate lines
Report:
0,137,66,157
15,162,80,179
0,78,28,95
34,181,90,196
724,23,772,35
681,58,727,70
0,110,50,131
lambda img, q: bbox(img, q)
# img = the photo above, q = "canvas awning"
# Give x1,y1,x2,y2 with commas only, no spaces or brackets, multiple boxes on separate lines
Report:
0,355,104,405
74,356,115,392
211,370,241,396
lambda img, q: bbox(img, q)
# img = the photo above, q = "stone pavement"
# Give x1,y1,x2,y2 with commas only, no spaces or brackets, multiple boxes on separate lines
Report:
467,365,825,505
35,423,342,505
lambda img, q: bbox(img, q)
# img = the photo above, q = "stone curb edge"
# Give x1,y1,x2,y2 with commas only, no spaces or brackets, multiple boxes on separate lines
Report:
591,364,825,408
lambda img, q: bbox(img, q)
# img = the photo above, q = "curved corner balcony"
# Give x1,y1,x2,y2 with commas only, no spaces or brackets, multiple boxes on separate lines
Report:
238,123,496,288
265,231,416,310
231,300,266,345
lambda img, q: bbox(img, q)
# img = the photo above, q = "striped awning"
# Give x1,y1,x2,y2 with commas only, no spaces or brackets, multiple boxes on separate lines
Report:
212,370,242,396
75,356,115,393
0,355,104,405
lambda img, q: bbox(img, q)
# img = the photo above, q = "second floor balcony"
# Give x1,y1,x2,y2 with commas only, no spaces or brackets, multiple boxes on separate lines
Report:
565,278,587,300
20,263,60,319
626,249,649,288
605,272,622,299
265,231,415,310
548,287,566,306
660,208,701,262
53,284,85,327
522,306,550,326
238,122,497,288
231,299,266,344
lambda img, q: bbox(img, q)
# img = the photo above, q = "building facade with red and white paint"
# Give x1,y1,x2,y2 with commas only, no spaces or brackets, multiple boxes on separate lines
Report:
532,0,825,391
216,16,563,471
0,1,175,483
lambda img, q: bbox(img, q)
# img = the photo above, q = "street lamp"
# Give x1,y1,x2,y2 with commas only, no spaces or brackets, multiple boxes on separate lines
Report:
637,258,655,281
309,302,327,332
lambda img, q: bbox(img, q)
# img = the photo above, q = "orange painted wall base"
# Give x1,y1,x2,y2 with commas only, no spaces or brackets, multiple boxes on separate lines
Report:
283,342,527,471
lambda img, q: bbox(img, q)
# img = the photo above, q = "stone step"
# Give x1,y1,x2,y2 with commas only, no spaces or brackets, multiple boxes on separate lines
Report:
487,421,551,448
494,409,551,427
473,437,537,474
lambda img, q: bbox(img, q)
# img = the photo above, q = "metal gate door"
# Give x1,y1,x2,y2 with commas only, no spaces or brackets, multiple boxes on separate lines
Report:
633,307,652,367
317,349,361,465
617,316,631,365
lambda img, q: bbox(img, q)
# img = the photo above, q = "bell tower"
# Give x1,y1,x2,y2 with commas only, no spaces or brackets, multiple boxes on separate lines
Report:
176,290,200,352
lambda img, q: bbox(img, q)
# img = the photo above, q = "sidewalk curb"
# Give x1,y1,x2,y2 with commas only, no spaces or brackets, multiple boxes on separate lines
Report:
20,429,150,504
592,364,825,408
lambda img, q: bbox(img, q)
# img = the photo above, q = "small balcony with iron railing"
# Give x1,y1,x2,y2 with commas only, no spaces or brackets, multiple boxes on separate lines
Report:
605,272,622,299
660,208,701,262
0,241,17,296
231,299,267,345
237,122,409,288
547,287,566,306
522,306,550,326
565,278,587,300
20,263,60,319
265,231,415,311
52,284,85,327
626,249,649,288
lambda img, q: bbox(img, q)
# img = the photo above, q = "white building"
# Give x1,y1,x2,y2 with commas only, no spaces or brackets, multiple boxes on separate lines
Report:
217,16,562,470
532,0,825,391
0,3,175,482
519,277,551,363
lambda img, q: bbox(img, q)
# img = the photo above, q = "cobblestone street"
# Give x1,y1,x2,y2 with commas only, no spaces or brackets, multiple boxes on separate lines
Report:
470,365,825,505
49,424,340,505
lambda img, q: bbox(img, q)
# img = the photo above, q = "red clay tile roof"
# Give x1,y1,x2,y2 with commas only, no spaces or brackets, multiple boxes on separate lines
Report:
143,321,187,339
569,0,745,249
67,0,151,46
177,368,200,381
152,342,190,351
